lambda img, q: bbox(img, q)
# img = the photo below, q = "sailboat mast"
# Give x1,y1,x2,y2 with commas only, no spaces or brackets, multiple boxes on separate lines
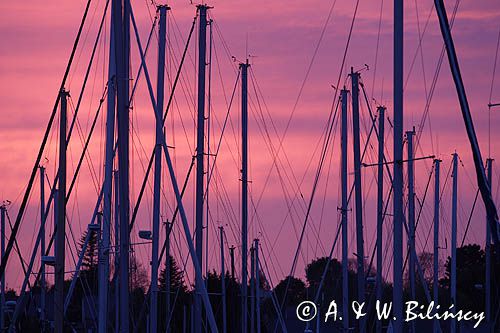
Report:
55,88,68,333
113,0,131,330
220,227,227,333
98,6,116,331
393,0,404,330
350,69,365,333
341,88,349,333
165,221,171,333
39,166,46,329
407,128,416,332
230,246,235,280
113,169,120,333
433,158,441,333
194,5,208,332
255,239,261,333
451,152,458,333
0,205,5,331
151,6,168,333
485,158,492,324
250,246,255,333
240,59,250,333
376,106,385,333
434,0,499,250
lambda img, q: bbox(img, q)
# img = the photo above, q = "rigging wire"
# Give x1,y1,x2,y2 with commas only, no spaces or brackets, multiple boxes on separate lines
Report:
10,0,109,300
129,14,197,233
414,0,461,151
248,0,340,237
3,210,30,277
488,24,500,159
5,0,496,329
370,0,384,99
278,0,360,293
248,69,328,257
0,0,94,280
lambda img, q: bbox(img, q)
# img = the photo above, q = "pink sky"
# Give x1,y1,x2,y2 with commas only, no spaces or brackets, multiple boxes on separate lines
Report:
1,0,500,290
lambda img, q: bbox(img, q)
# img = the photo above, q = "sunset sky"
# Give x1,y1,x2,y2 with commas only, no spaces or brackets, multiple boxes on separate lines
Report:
0,0,499,290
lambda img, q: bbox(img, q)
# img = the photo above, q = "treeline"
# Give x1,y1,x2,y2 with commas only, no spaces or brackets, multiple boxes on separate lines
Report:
7,230,498,332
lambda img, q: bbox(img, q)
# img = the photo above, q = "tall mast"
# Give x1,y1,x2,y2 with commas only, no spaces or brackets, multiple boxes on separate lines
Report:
240,59,250,333
113,0,131,330
230,246,235,280
0,205,5,331
183,306,187,333
220,227,227,333
98,5,116,331
160,78,220,333
39,166,46,330
376,106,385,333
451,152,458,333
433,158,441,333
113,169,120,333
151,5,169,333
194,5,209,332
54,88,68,333
206,14,213,288
350,69,365,333
230,248,236,333
393,0,404,329
434,0,499,249
255,239,261,333
250,246,255,333
485,158,492,324
340,88,349,333
165,221,171,333
407,128,416,333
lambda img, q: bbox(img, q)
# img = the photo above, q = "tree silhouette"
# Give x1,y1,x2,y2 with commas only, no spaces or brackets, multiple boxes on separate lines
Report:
78,229,99,290
130,253,148,292
159,255,188,295
158,255,190,332
305,257,359,308
404,251,443,304
439,244,485,312
306,257,342,300
55,229,100,328
274,275,306,307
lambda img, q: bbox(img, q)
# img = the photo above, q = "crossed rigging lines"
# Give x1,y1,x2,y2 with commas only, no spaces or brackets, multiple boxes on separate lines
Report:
1,0,498,331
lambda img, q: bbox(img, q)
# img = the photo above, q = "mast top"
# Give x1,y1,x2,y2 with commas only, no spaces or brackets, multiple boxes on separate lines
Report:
197,4,213,11
156,4,171,11
405,126,415,136
349,64,369,75
239,59,250,69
